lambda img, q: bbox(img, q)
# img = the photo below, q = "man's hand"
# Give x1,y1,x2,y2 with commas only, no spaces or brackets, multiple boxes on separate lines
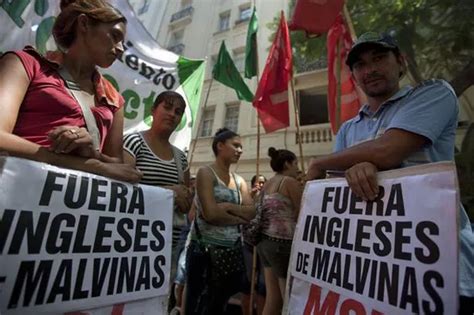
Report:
345,162,379,201
307,159,327,180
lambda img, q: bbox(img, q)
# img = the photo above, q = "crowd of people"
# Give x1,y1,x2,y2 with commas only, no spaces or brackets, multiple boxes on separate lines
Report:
0,0,472,314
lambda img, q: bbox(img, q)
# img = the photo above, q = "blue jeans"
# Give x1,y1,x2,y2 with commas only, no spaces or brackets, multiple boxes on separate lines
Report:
184,241,244,314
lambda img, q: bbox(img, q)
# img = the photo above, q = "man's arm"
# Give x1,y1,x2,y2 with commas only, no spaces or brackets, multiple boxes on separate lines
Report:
308,128,428,201
308,128,429,178
309,80,458,201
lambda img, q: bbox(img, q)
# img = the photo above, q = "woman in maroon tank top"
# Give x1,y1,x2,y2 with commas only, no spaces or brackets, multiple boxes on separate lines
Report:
0,0,141,183
257,147,304,315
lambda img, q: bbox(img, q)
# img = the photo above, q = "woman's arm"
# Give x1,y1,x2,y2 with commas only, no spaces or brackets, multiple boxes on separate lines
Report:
196,166,248,226
0,54,141,183
169,168,192,213
225,176,256,220
161,159,192,213
46,90,124,163
99,107,125,163
123,149,136,166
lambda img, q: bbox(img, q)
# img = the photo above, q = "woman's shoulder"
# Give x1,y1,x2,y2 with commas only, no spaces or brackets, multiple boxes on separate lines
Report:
18,46,64,69
197,165,214,176
169,145,188,173
123,131,142,141
123,132,144,148
232,173,246,186
266,175,300,194
198,165,222,183
171,145,187,159
2,46,46,80
10,46,42,60
281,176,303,196
283,175,299,184
170,145,188,167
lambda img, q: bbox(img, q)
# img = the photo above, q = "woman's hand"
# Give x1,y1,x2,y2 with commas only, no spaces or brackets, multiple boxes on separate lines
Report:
250,185,261,199
92,160,143,183
48,126,98,158
220,202,251,224
168,184,193,213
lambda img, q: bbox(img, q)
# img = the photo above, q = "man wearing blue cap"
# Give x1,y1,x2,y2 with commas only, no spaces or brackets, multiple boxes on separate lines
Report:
307,32,474,314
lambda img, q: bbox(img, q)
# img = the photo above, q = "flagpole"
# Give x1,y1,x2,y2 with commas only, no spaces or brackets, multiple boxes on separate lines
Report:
290,78,305,174
249,99,261,315
249,2,261,313
188,78,214,168
335,37,342,132
343,5,357,40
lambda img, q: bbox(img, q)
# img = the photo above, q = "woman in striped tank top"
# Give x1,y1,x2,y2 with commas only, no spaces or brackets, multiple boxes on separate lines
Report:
123,91,193,311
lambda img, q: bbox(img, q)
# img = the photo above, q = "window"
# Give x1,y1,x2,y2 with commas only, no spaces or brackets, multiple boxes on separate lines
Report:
233,52,245,72
224,104,240,132
218,11,230,31
238,6,252,21
298,88,329,125
199,108,215,137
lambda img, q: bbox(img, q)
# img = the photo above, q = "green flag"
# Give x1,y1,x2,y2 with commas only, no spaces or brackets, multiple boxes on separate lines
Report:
244,7,258,79
213,41,254,102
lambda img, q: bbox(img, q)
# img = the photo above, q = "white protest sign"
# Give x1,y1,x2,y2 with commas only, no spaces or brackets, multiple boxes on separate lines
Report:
0,157,173,315
286,162,459,315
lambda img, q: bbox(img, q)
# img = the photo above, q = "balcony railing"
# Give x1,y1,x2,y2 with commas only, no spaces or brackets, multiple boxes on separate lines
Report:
170,6,194,23
296,125,333,144
295,57,328,73
168,43,185,55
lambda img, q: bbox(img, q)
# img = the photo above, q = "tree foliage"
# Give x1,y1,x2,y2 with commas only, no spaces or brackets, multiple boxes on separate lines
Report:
348,0,474,94
273,0,474,94
267,0,327,73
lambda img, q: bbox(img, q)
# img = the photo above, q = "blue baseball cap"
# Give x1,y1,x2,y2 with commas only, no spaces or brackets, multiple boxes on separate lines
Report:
346,32,400,69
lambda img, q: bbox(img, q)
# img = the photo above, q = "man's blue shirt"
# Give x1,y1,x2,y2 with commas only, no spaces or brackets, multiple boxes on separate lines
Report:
334,79,474,296
335,80,457,166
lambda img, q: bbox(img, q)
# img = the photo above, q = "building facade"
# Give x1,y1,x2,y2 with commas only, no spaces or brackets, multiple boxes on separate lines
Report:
129,0,334,181
128,0,474,182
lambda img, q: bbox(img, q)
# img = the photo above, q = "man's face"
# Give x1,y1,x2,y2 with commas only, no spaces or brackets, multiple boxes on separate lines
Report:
351,48,403,99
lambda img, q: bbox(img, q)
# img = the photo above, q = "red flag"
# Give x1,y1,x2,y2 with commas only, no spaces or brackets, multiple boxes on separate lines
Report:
327,14,365,133
253,11,292,133
289,0,345,35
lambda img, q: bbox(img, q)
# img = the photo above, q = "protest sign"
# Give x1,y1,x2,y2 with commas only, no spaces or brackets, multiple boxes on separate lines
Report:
0,0,205,151
286,162,459,314
0,157,174,314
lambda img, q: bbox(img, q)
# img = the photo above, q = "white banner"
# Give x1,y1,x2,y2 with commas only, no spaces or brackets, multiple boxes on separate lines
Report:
0,0,205,152
286,162,459,315
0,157,174,314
